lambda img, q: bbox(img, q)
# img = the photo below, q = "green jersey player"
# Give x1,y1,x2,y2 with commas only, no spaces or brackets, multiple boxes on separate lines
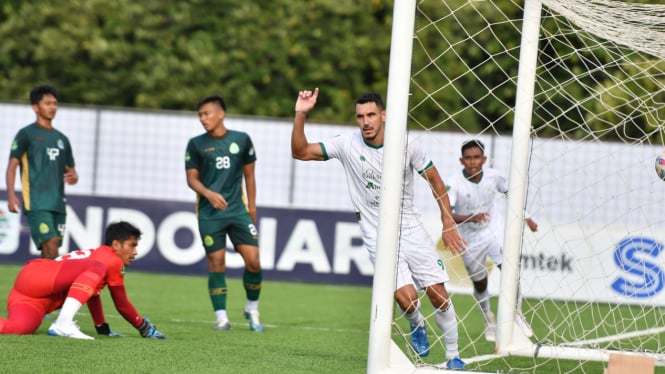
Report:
5,85,78,259
185,94,263,332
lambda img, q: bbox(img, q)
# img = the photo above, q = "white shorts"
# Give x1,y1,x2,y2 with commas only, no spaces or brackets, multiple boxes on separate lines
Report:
366,225,449,291
461,238,502,282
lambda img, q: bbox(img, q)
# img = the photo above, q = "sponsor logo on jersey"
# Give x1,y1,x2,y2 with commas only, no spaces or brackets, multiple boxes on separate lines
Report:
46,147,60,160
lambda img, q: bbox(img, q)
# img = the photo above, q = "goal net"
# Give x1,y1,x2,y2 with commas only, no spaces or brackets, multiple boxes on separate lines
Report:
370,0,665,373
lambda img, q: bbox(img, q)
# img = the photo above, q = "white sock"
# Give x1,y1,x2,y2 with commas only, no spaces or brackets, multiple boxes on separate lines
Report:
400,300,424,327
54,297,83,327
215,310,228,322
434,302,460,359
473,288,492,321
245,300,259,312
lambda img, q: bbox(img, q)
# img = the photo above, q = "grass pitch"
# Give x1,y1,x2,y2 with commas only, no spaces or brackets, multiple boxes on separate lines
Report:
0,263,649,373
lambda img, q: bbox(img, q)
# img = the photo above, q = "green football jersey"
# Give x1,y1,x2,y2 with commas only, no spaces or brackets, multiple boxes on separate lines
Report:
9,123,75,213
185,129,256,220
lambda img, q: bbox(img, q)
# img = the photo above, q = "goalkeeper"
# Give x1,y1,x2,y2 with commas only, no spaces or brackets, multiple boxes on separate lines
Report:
0,221,166,340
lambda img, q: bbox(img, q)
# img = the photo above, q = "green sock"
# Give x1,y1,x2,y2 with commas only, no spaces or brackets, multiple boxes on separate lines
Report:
243,269,262,301
208,272,227,311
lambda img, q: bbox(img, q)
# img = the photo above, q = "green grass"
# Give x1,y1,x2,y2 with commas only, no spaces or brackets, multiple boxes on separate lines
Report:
0,264,371,374
0,263,662,373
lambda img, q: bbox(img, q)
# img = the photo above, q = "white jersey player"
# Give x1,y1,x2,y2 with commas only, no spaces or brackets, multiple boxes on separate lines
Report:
447,139,538,342
291,88,466,370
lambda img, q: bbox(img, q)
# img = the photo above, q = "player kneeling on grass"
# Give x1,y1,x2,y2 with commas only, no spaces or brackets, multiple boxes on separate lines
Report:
0,221,166,340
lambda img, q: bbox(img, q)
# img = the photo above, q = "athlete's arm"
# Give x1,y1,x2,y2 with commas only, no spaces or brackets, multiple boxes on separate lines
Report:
292,88,325,161
421,165,466,254
5,157,21,213
186,168,228,210
243,162,257,223
87,294,107,326
108,284,143,328
64,166,78,185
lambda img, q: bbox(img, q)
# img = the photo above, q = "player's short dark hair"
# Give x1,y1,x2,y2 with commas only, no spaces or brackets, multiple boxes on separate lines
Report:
355,92,385,110
461,139,485,155
30,85,58,105
104,221,142,246
197,94,227,111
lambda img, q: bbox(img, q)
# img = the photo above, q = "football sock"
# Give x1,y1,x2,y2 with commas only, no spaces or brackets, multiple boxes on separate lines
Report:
55,297,83,327
209,272,227,311
434,302,460,359
215,310,229,322
473,288,492,321
401,300,425,327
245,300,259,312
243,269,262,301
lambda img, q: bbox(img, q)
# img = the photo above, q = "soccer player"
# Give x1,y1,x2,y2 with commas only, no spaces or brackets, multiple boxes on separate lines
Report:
0,221,166,340
185,94,264,332
446,139,538,342
291,88,466,370
5,84,78,259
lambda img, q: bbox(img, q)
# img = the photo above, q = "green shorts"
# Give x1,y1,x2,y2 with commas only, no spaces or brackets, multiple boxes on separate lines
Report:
25,210,66,250
198,214,259,254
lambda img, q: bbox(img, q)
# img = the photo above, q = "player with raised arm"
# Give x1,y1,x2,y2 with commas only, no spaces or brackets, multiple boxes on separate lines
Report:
292,88,466,369
5,84,78,259
185,94,264,332
0,221,166,340
446,139,538,341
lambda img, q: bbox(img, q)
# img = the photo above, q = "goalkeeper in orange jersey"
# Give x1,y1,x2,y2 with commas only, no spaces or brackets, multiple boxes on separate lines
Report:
0,221,166,340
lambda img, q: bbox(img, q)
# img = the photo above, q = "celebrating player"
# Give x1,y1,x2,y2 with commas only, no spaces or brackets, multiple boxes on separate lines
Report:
446,139,538,341
0,221,166,339
185,94,264,332
291,88,466,369
5,84,78,259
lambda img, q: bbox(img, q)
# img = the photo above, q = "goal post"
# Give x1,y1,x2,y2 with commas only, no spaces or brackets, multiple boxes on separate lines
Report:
369,0,665,372
366,0,416,372
496,0,542,352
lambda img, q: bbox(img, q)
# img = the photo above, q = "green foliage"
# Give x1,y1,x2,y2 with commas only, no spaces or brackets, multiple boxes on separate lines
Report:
0,0,660,137
0,0,392,123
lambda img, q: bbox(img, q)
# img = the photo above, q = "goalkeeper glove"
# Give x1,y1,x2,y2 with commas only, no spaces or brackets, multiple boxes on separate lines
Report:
137,317,167,339
95,323,127,337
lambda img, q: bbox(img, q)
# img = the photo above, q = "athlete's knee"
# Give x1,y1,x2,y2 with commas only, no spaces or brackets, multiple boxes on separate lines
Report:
40,238,60,259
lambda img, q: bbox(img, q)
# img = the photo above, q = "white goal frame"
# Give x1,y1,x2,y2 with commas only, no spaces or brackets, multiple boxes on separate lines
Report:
367,0,665,372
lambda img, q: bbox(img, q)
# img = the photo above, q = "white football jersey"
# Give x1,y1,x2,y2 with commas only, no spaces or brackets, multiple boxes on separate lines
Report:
446,168,507,245
320,132,432,249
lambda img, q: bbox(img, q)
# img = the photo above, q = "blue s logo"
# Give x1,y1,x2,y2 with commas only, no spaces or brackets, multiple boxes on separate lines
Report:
611,237,664,298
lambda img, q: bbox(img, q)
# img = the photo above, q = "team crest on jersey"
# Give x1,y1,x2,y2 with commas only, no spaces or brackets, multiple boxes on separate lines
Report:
229,143,240,154
39,223,49,234
57,139,65,150
204,235,214,247
360,155,365,161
